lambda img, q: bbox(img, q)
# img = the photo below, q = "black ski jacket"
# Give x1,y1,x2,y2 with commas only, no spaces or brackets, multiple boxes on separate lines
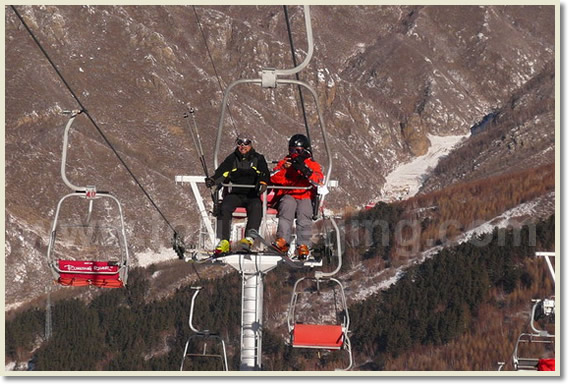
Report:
212,148,270,196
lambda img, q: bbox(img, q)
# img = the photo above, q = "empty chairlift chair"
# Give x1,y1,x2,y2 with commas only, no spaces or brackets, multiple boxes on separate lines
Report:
511,252,555,371
180,287,229,371
512,298,555,371
287,277,353,370
46,111,129,288
513,332,555,371
46,188,129,288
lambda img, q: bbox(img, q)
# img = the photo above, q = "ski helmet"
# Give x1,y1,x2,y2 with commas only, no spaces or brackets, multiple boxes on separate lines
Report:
288,134,311,150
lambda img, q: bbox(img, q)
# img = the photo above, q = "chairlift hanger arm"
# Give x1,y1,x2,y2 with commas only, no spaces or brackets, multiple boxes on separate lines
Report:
214,79,332,186
530,299,554,336
314,216,342,279
189,287,203,334
535,252,555,285
61,110,87,192
214,6,321,167
274,6,314,77
214,79,261,169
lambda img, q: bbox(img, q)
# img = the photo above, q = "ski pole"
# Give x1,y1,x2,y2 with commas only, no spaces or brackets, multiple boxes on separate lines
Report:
183,106,220,215
184,106,210,179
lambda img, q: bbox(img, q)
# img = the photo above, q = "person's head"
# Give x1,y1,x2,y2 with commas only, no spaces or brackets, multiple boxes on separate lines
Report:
288,134,311,158
236,136,253,155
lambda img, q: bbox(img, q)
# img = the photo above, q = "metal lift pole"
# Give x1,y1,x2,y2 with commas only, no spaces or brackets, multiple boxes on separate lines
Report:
221,254,281,370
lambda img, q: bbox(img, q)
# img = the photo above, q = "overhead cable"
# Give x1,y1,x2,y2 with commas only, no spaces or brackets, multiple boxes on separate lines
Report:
10,5,178,234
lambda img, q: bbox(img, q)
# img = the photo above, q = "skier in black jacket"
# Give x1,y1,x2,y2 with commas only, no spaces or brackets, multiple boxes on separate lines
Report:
205,137,270,255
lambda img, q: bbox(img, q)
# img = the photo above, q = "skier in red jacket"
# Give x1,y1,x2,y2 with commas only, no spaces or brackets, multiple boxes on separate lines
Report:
270,134,323,260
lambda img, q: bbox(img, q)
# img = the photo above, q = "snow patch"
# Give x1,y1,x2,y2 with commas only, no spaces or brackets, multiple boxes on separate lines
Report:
460,192,554,243
349,269,404,302
416,192,554,263
5,300,27,312
380,133,468,202
136,247,178,268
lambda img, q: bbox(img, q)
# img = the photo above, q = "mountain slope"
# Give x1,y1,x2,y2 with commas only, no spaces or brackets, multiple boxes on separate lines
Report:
5,5,555,309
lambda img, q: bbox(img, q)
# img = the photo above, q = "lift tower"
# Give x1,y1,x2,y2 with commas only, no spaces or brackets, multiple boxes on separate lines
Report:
176,6,346,370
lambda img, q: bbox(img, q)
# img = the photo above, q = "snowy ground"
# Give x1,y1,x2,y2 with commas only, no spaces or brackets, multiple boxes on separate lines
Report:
136,247,179,267
346,269,404,302
458,191,555,244
379,133,468,202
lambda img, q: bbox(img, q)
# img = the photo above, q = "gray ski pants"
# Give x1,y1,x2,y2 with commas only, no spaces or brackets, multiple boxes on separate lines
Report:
276,194,313,246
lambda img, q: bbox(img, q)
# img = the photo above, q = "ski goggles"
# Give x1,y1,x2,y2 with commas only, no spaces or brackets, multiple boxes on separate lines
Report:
236,138,252,146
289,146,305,154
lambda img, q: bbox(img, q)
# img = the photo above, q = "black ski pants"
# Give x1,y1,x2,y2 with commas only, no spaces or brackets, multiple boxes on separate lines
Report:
217,193,262,241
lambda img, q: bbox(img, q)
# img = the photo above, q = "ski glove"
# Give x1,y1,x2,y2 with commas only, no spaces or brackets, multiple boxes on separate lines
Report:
291,157,313,178
205,177,216,188
256,181,268,196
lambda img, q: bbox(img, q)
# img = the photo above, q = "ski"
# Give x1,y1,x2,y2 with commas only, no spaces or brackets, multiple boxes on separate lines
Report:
186,250,262,264
247,230,307,268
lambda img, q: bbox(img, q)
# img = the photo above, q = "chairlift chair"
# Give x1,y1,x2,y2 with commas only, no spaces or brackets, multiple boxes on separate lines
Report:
46,189,129,288
512,332,555,371
46,111,129,288
510,252,556,371
180,287,229,371
211,6,335,256
287,277,353,371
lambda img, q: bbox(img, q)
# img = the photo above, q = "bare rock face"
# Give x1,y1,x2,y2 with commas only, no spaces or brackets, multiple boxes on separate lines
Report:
5,5,555,308
401,113,431,156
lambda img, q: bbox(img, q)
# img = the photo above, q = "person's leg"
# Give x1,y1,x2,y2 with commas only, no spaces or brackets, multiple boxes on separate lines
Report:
218,194,242,240
275,195,297,243
295,198,313,246
244,197,262,236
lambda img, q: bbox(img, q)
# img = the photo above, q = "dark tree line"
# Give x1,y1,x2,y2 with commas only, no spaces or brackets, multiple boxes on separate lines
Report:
348,215,554,368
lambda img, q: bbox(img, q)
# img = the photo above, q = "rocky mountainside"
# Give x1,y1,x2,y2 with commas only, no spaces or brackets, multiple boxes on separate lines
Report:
420,60,555,194
5,5,555,308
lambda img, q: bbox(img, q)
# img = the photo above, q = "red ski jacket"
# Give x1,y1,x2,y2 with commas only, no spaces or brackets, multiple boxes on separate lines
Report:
270,155,323,200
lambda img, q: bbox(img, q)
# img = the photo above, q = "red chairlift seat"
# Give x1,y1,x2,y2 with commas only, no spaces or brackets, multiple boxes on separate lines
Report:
538,358,555,371
57,260,124,288
291,323,345,349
